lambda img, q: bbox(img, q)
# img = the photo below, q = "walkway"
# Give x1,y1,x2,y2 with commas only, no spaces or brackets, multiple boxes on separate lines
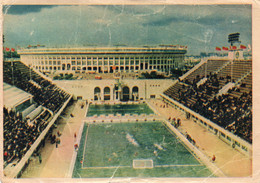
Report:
21,100,86,178
148,98,252,177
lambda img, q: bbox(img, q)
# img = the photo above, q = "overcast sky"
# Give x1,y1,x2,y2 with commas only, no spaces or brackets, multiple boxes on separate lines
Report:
3,5,252,55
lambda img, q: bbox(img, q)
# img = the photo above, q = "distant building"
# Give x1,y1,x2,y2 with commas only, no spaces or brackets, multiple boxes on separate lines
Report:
200,52,228,58
18,45,187,74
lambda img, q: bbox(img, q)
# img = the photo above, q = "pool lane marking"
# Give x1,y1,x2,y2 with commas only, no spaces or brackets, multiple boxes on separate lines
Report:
81,164,203,170
82,123,90,169
155,164,204,167
81,165,132,169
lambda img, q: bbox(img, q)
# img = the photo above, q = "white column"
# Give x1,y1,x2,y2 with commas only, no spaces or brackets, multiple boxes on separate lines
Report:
133,57,136,72
108,88,111,101
101,88,104,101
124,57,126,72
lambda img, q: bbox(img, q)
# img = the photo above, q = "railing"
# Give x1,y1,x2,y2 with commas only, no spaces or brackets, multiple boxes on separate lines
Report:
21,104,36,119
179,58,206,81
4,58,21,61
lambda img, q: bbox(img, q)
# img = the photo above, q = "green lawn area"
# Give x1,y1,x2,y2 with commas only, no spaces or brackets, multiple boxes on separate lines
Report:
73,121,214,178
86,103,154,117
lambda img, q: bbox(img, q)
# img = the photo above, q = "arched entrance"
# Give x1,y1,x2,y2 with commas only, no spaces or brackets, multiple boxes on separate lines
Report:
122,86,130,101
110,66,114,73
132,86,139,101
104,87,110,100
94,87,101,101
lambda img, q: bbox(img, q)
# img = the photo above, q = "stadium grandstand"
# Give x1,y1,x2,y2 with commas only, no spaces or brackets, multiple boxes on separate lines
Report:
163,58,252,143
3,60,72,177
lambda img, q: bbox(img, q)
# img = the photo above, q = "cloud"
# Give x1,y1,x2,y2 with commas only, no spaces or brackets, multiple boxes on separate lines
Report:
106,5,166,17
3,5,58,15
2,5,252,55
142,16,186,27
141,5,251,27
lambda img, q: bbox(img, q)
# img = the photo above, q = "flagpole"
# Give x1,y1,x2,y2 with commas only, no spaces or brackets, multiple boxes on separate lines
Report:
29,64,32,81
11,57,14,86
10,49,15,85
205,60,207,78
231,57,233,83
231,49,233,83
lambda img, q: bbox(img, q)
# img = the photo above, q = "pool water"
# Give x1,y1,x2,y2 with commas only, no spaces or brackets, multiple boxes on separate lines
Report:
73,121,214,178
86,103,154,117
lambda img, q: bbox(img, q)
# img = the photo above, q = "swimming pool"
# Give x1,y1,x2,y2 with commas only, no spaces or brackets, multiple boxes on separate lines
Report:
73,121,214,178
86,103,154,117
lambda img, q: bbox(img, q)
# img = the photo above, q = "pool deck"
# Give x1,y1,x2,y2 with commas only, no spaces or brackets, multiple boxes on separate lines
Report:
17,99,252,181
147,99,252,177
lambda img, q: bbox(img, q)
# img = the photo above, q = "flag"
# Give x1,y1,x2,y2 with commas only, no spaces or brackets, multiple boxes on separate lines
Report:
240,45,246,49
215,47,221,51
5,47,10,51
230,46,237,50
222,47,229,51
11,48,15,52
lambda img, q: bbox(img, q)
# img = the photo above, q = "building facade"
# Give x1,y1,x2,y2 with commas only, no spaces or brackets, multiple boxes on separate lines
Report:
53,79,175,101
18,46,187,74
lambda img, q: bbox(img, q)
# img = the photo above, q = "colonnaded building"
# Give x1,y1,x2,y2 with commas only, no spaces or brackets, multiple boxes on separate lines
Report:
17,45,187,74
17,45,187,101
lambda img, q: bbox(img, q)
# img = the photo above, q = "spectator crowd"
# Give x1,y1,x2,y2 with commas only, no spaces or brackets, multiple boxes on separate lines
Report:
3,107,51,166
4,61,70,113
165,72,252,143
3,61,71,166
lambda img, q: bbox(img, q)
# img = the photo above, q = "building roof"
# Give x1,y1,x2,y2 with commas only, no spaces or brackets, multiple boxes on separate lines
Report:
17,45,187,55
3,82,33,109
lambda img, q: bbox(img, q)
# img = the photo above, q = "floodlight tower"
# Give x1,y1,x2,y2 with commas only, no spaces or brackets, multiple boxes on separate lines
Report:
228,32,240,46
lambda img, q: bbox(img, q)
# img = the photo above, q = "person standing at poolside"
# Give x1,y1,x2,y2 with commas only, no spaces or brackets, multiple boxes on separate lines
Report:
39,153,42,164
212,155,216,162
56,137,60,148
